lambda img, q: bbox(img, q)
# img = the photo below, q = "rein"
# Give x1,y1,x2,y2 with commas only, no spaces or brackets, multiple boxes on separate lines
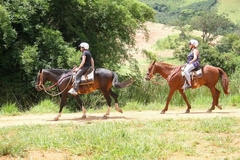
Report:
37,70,73,97
148,63,162,85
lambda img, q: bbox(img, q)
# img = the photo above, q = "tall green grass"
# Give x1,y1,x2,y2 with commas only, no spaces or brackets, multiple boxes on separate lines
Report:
1,117,240,159
0,103,20,116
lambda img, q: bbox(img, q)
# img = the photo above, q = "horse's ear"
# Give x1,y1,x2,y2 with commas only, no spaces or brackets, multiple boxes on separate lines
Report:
153,61,156,65
39,69,42,73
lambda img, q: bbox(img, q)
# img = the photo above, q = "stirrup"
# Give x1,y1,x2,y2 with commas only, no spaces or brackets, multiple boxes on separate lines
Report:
68,88,78,95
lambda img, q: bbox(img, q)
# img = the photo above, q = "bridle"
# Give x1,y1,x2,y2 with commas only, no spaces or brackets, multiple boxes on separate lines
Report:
145,62,163,85
36,70,73,96
146,63,155,80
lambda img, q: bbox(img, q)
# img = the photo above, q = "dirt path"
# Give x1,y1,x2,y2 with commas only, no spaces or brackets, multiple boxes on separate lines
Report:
1,108,240,127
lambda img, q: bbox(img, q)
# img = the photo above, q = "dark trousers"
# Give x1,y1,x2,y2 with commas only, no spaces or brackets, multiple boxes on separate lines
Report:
74,67,89,91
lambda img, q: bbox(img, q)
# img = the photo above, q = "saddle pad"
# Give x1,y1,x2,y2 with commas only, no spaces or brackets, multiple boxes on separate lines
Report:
181,66,202,78
79,70,94,85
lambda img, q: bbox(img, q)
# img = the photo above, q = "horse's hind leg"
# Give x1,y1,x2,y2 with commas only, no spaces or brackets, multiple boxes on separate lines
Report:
109,89,123,113
207,87,218,113
215,88,222,110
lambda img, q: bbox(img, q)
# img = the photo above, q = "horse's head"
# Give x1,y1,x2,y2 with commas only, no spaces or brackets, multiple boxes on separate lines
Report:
145,61,156,81
35,69,44,91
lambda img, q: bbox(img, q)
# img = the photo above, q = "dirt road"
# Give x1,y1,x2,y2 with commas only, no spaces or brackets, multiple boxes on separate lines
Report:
1,108,240,127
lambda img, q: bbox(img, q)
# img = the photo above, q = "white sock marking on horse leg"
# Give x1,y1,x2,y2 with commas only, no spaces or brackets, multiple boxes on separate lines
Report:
82,106,87,118
104,106,110,118
115,103,123,113
54,113,61,121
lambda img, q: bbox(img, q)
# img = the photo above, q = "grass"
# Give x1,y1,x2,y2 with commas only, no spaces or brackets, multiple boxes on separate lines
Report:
0,103,20,116
0,117,240,159
218,0,240,24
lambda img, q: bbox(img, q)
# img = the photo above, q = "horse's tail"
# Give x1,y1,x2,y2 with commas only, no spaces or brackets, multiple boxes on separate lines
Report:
112,72,134,88
217,67,230,95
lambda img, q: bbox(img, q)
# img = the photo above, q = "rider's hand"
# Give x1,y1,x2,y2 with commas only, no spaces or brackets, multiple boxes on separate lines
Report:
74,67,79,72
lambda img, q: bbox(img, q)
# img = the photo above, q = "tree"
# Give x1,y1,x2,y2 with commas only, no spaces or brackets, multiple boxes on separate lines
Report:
190,12,235,43
0,0,155,108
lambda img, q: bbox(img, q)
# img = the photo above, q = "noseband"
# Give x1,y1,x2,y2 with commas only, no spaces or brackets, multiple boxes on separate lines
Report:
36,71,44,90
146,64,154,79
35,70,59,92
36,69,73,96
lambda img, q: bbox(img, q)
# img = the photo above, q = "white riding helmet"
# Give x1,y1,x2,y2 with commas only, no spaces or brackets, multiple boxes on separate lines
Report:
79,42,89,49
189,39,199,47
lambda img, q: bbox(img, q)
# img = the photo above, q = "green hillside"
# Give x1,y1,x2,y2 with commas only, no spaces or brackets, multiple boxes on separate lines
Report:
139,0,240,25
217,0,240,24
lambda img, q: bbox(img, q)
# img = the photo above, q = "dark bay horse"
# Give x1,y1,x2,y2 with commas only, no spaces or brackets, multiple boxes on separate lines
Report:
145,61,230,114
35,68,133,120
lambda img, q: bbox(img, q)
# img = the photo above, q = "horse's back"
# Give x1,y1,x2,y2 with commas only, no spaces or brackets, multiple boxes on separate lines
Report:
95,68,113,78
203,65,219,74
202,65,222,82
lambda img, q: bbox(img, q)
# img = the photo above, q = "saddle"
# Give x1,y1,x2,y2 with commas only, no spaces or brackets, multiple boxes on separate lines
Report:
181,66,203,79
72,68,94,85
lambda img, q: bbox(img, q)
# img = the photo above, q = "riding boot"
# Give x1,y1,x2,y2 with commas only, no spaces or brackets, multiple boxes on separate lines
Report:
68,81,79,96
74,81,79,92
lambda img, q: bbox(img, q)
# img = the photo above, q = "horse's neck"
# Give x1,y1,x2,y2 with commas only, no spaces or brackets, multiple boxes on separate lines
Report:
44,70,63,83
155,63,176,79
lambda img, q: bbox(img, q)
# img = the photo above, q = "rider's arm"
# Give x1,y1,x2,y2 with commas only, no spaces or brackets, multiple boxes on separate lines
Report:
189,49,199,64
75,55,86,72
91,57,94,69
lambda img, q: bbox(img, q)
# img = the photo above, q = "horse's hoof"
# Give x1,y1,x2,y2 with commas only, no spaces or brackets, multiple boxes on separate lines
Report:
185,110,190,113
81,115,87,119
207,109,212,113
216,105,222,110
103,115,108,119
54,117,59,121
160,110,165,114
118,109,123,113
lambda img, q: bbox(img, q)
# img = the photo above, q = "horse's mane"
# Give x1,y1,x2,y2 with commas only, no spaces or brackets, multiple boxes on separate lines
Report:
162,62,174,66
156,62,175,67
44,68,71,74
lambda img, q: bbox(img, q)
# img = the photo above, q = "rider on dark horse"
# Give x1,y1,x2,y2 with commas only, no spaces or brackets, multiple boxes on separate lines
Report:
68,42,94,95
182,39,200,91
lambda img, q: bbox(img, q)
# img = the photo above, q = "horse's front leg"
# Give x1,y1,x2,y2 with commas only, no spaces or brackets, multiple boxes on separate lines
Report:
161,89,175,114
179,89,192,113
54,92,68,121
73,95,87,118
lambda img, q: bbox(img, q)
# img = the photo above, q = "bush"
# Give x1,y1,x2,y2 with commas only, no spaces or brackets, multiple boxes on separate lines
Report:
0,103,20,116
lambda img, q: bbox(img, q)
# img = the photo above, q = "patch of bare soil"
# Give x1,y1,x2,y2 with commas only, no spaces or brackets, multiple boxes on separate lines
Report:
1,109,240,128
133,21,180,58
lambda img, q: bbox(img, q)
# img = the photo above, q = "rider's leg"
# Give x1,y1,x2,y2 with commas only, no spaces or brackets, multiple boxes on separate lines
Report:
183,64,195,86
74,67,89,92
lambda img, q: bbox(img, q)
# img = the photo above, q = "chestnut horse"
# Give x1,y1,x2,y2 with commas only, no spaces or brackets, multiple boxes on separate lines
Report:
145,61,230,114
35,68,133,120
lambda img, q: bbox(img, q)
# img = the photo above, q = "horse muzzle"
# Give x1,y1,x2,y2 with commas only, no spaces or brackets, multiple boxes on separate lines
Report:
35,85,43,91
145,76,151,81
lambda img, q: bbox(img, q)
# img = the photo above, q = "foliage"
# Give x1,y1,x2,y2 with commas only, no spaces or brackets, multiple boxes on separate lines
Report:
140,0,218,24
190,12,235,43
27,99,72,114
173,41,238,75
0,0,155,109
216,33,240,55
0,103,20,116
